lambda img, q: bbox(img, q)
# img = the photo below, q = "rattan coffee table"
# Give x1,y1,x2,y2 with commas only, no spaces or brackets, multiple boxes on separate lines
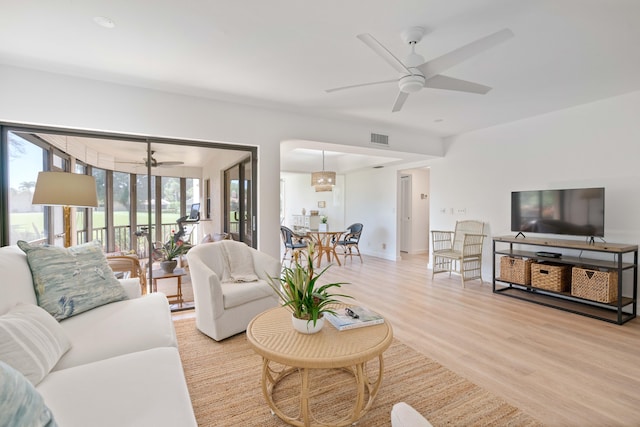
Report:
246,306,393,427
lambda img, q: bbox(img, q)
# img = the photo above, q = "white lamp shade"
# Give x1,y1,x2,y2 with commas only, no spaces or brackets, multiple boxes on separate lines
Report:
32,171,98,207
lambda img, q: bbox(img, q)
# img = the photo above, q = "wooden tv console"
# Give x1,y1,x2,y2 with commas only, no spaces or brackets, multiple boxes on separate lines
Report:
492,235,637,324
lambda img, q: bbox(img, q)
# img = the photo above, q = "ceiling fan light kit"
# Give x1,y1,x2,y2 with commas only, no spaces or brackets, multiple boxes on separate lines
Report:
399,74,426,93
327,27,514,112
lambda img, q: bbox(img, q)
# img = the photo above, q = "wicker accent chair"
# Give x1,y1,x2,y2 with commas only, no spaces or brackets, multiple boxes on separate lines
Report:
280,226,308,265
335,223,364,263
431,220,485,287
106,255,148,295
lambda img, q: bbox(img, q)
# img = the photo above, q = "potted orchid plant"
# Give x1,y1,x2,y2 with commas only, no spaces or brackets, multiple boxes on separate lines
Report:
158,232,192,273
268,242,350,334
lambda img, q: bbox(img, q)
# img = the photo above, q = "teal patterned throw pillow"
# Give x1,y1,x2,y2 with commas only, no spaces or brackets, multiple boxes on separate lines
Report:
0,361,57,427
17,240,128,321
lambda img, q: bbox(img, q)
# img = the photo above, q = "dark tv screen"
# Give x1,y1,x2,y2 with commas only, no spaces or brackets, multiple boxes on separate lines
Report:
511,188,605,237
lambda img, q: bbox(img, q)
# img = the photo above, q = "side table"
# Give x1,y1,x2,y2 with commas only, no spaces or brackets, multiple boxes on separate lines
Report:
150,268,186,305
246,306,393,427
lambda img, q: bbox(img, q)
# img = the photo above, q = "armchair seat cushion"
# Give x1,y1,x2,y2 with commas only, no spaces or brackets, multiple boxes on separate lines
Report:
222,280,275,309
434,249,463,260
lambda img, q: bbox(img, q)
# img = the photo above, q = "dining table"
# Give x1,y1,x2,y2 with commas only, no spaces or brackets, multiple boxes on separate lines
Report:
305,229,345,267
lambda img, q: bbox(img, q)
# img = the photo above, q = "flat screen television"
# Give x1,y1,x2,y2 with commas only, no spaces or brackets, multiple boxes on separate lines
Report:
511,187,605,237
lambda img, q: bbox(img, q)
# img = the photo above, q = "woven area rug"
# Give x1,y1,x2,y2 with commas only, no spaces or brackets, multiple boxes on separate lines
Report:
174,318,541,426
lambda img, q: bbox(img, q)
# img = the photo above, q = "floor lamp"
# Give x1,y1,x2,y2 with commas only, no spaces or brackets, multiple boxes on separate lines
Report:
32,171,99,248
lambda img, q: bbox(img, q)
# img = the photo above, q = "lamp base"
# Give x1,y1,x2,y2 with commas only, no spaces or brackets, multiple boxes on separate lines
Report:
63,206,71,248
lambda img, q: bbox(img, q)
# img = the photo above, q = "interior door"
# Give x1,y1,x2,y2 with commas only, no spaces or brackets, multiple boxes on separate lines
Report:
400,175,412,253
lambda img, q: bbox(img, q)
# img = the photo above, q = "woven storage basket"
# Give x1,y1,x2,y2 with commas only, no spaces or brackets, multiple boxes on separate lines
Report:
571,267,618,303
531,263,571,292
500,256,534,285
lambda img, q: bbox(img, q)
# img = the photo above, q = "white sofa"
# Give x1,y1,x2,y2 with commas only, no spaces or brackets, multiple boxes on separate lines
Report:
0,245,197,427
187,240,281,341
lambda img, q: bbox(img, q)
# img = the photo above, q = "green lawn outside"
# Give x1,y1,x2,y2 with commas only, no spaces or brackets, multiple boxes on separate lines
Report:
10,210,183,243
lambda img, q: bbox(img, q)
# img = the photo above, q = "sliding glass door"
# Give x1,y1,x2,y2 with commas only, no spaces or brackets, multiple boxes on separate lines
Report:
224,156,255,246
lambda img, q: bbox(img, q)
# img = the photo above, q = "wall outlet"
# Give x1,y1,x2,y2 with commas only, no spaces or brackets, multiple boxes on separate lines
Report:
382,243,386,250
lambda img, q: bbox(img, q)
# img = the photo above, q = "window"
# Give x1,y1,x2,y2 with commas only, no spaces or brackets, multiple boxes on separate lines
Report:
7,133,45,245
113,171,131,251
92,168,107,246
75,162,89,244
2,127,257,249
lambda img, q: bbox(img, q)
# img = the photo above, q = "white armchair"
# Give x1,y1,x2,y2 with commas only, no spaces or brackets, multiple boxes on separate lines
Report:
431,220,485,287
186,240,281,341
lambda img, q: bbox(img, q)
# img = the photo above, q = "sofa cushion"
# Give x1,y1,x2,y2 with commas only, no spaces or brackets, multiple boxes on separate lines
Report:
0,361,57,427
53,293,176,371
17,240,128,321
0,246,38,315
0,304,71,385
37,347,197,427
221,280,275,309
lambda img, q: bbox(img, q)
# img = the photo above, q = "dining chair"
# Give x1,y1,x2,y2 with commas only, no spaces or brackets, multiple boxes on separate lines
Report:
106,255,148,295
280,226,308,265
334,223,363,263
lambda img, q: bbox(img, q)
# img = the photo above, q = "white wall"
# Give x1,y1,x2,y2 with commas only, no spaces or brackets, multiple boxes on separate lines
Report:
345,167,399,260
0,64,443,259
428,90,640,298
280,172,345,231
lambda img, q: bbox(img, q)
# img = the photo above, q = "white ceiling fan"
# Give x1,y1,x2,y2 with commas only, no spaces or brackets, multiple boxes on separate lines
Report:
326,27,514,112
117,151,184,168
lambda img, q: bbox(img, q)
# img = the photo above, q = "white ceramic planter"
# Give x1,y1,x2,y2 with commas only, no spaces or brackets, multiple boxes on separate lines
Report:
318,223,328,232
291,315,324,334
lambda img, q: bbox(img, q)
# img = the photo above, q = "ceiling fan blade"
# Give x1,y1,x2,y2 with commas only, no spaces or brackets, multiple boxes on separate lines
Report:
326,78,397,93
417,28,514,78
357,33,411,75
115,160,143,165
156,161,184,167
425,74,492,94
391,91,409,112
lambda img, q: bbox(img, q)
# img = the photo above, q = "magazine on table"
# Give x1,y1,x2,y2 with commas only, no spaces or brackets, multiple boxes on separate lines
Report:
325,306,384,331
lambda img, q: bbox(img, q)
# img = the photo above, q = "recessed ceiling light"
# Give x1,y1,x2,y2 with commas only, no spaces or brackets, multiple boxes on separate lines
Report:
373,165,384,169
93,16,115,29
434,118,444,123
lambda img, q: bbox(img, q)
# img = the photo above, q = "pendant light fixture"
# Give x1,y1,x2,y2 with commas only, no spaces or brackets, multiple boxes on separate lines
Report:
311,150,336,192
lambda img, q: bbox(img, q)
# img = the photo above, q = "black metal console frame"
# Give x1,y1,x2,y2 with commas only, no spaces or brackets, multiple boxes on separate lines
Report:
492,236,638,325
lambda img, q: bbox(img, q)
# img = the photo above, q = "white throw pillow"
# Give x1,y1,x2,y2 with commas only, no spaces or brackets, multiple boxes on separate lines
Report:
0,304,71,385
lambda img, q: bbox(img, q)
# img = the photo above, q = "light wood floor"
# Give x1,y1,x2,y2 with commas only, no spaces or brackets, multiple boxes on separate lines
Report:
175,253,640,426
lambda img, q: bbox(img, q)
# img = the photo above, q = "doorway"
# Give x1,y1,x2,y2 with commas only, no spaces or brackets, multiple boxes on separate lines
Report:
223,156,255,246
400,175,412,253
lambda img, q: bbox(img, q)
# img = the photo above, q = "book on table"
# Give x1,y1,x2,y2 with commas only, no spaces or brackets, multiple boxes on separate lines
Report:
325,306,384,331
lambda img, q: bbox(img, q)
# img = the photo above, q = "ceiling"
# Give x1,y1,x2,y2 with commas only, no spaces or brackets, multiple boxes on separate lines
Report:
2,0,640,171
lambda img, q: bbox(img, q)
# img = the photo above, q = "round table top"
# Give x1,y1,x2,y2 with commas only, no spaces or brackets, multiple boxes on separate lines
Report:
246,306,393,369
